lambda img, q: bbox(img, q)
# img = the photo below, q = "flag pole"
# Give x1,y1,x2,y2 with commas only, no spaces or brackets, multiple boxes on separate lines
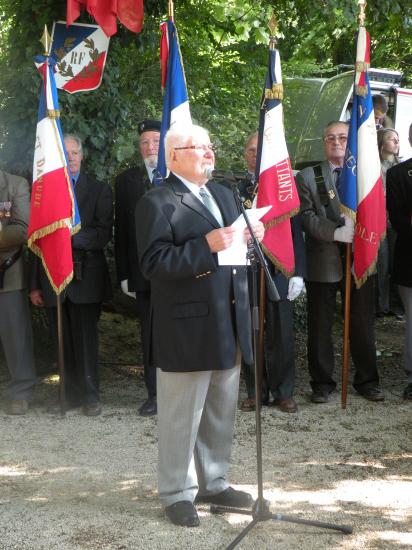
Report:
341,242,352,409
40,25,67,418
168,0,174,19
258,267,266,403
341,0,367,409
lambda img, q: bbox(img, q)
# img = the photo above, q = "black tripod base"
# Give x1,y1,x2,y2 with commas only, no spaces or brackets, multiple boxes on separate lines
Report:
211,499,353,550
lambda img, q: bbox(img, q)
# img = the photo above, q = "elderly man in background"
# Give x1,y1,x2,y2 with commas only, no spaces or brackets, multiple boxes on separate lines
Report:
296,121,384,403
0,169,36,415
136,124,264,527
115,119,160,417
30,134,113,416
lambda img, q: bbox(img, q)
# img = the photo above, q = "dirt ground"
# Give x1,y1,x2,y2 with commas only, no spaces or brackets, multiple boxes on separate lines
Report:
0,303,411,550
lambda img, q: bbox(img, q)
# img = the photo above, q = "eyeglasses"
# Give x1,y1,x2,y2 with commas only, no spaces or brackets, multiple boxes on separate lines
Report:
174,144,217,152
324,135,348,144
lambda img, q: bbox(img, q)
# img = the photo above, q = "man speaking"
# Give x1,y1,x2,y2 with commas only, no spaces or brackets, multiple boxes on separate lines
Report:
135,124,264,527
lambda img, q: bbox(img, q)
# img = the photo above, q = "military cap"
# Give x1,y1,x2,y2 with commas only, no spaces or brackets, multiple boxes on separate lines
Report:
138,119,161,134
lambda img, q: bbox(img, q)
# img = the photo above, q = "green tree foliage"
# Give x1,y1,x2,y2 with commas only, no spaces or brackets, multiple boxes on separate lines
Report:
0,0,411,180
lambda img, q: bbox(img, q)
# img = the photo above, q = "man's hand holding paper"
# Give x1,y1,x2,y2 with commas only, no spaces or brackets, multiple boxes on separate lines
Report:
218,206,271,265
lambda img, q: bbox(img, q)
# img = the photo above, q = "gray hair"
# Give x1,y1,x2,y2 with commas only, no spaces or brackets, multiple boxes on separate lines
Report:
245,132,258,150
323,121,349,138
63,134,83,154
164,124,210,168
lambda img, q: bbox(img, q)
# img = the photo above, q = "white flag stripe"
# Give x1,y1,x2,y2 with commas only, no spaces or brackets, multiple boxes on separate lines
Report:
33,117,66,178
259,105,289,173
45,70,55,111
54,27,109,88
357,110,381,203
170,101,191,128
355,27,367,87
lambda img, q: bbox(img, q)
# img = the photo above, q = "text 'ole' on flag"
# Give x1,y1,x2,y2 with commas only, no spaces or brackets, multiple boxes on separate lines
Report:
339,26,386,288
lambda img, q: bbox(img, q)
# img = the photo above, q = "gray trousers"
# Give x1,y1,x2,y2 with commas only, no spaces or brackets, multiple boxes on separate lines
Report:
398,285,412,382
157,362,241,507
0,290,36,400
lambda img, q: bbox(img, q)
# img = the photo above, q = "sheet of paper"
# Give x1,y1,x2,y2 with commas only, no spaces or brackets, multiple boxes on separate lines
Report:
217,206,272,266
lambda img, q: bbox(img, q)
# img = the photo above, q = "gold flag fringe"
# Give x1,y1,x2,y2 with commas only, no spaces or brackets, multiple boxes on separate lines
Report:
261,242,295,278
355,60,370,72
47,109,60,119
263,206,300,230
28,219,74,295
265,83,283,101
340,204,356,221
355,85,368,97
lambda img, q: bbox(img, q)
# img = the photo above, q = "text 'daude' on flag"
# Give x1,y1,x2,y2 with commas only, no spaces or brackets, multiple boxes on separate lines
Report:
28,53,80,294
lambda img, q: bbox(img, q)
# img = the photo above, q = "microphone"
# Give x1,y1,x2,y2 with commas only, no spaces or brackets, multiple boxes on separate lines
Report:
203,167,253,183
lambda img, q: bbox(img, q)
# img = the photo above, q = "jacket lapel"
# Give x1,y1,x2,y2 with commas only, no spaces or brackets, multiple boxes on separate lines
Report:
169,174,221,228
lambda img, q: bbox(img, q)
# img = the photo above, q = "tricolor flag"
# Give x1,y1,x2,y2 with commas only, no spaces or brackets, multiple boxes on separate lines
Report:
340,26,386,287
28,54,80,294
256,44,300,276
51,21,110,94
156,19,191,181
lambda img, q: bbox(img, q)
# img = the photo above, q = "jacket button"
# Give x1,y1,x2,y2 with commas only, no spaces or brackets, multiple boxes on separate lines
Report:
232,268,237,275
232,299,235,304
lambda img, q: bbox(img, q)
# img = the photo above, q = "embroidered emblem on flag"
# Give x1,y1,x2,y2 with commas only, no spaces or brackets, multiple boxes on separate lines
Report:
51,21,110,94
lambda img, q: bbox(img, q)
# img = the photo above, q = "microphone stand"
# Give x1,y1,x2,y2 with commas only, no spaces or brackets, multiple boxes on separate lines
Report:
211,177,353,549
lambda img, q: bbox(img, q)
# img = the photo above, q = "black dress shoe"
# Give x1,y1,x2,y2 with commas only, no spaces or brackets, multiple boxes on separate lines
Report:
165,501,199,527
403,383,412,400
196,487,253,508
139,397,157,416
358,387,384,402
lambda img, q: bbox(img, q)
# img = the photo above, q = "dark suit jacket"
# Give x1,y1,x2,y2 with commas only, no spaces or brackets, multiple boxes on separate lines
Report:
296,161,344,283
115,165,151,292
135,173,253,372
387,158,412,287
30,172,113,306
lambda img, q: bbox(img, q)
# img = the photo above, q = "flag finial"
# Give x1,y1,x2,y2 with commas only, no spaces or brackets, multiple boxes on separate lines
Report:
268,13,278,49
40,25,52,56
358,0,367,26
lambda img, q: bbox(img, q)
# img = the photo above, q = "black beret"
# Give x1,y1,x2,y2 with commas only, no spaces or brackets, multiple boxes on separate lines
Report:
138,119,161,134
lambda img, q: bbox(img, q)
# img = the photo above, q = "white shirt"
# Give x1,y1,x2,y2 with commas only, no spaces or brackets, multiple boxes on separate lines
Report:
144,160,156,183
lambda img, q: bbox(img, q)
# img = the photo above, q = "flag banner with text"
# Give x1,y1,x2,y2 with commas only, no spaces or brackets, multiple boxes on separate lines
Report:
340,27,386,288
28,54,80,294
156,19,192,182
66,0,144,37
256,47,300,276
51,21,110,94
